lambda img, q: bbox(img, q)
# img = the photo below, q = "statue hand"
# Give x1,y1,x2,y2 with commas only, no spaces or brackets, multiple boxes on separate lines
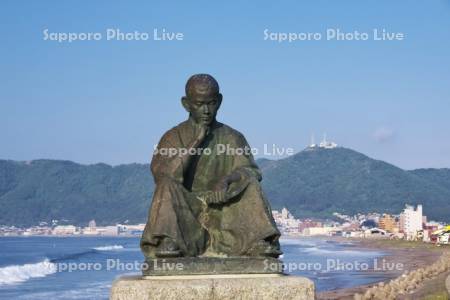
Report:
214,176,230,193
196,125,209,143
198,190,227,206
211,172,243,204
211,190,226,205
215,171,241,191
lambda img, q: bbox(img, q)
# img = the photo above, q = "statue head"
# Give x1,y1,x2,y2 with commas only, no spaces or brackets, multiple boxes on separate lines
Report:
182,74,222,126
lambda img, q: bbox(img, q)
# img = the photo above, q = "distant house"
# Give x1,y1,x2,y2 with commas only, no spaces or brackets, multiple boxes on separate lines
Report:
364,228,387,238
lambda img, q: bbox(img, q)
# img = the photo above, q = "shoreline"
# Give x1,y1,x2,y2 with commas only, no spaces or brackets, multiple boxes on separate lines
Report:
2,234,448,298
316,237,448,299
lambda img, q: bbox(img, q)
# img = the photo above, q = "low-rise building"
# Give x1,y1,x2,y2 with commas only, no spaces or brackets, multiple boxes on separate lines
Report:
379,214,398,233
117,223,145,235
302,226,335,236
52,225,78,235
97,226,119,236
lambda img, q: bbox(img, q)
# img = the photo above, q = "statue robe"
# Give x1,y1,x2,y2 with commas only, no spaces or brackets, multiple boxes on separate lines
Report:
140,119,280,258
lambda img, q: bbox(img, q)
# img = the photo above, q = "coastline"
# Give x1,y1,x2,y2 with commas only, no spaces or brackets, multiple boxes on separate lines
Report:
317,237,449,300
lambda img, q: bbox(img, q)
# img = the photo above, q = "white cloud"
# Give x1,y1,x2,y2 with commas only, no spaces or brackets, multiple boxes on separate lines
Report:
373,127,395,143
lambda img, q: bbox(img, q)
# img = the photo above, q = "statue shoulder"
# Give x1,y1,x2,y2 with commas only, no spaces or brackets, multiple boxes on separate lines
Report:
157,121,188,146
217,123,249,145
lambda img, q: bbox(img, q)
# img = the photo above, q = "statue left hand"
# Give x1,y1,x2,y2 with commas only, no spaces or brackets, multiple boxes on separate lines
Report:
197,190,226,206
209,171,243,205
216,171,242,189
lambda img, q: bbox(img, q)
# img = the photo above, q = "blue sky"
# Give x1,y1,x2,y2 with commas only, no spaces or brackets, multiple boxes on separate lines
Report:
1,1,450,169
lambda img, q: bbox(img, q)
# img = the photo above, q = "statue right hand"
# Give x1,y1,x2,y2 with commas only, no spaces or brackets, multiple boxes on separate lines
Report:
196,125,209,143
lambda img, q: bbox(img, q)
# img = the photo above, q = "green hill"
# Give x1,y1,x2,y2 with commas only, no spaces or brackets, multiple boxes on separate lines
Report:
0,160,153,227
409,168,450,192
259,147,450,221
0,147,449,226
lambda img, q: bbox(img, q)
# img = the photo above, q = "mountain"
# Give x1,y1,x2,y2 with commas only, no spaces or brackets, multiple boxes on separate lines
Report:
0,160,153,227
409,168,450,192
258,147,450,221
0,147,449,226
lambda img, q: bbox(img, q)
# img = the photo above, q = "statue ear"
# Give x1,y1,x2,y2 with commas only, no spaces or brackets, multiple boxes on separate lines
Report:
181,96,190,112
217,93,223,109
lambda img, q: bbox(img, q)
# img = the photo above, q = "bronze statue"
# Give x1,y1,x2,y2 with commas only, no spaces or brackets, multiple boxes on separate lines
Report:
140,74,281,264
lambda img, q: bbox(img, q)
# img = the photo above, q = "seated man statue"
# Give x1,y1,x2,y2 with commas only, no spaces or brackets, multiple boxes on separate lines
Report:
140,74,281,260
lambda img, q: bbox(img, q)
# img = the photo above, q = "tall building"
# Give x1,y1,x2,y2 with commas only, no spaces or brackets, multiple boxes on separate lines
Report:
399,204,423,239
83,219,98,235
88,219,96,229
281,207,290,219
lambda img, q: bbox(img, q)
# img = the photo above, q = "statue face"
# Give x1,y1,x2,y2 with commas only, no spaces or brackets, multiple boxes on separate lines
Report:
183,90,222,126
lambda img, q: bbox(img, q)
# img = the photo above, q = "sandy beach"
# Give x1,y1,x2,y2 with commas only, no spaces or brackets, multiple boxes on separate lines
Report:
317,238,449,300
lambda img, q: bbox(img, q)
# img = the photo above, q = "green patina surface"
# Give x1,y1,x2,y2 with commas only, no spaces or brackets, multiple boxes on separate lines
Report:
140,74,282,271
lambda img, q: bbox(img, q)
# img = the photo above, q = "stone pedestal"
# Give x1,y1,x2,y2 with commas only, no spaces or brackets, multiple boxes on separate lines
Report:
446,274,450,294
110,274,315,300
143,257,283,276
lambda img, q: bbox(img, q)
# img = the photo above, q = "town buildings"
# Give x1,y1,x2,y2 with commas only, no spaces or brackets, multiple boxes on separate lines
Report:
52,225,78,235
1,204,447,245
378,214,398,233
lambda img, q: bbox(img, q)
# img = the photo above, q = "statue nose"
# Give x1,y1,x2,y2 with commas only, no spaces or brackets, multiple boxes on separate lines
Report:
203,105,210,114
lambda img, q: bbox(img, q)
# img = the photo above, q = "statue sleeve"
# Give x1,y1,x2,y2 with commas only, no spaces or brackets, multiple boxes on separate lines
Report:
150,128,184,184
222,131,262,201
231,132,262,181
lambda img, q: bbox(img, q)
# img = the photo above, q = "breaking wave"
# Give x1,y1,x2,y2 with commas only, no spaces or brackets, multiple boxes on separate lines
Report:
301,246,381,257
93,245,124,251
0,259,57,285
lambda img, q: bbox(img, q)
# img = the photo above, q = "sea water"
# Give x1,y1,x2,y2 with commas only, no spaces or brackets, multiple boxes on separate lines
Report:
0,236,391,299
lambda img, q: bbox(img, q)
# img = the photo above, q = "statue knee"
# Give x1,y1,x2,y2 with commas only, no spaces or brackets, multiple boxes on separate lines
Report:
155,176,182,188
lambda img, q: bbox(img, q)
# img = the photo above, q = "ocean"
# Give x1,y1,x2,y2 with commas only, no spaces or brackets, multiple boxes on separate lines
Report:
0,236,391,299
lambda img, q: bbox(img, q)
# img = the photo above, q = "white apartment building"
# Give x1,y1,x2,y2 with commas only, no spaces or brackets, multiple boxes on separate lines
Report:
399,204,423,239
